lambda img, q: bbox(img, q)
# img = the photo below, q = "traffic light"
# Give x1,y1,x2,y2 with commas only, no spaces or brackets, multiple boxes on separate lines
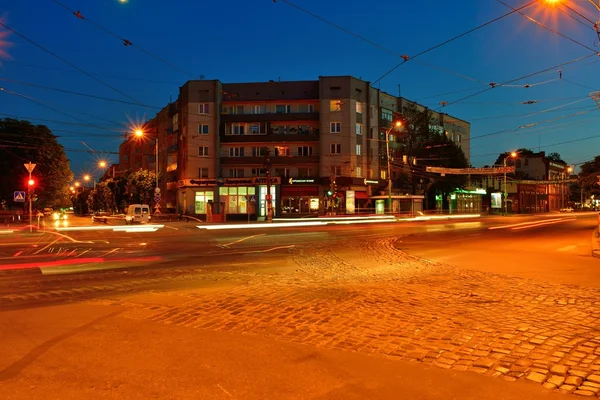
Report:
327,190,332,196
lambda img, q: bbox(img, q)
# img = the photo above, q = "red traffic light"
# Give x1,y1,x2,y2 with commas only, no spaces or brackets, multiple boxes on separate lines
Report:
28,179,35,186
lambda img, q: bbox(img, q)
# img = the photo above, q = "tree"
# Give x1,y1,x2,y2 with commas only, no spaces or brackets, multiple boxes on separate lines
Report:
393,104,469,210
578,156,600,202
547,152,565,163
126,169,156,205
87,181,116,212
0,118,73,209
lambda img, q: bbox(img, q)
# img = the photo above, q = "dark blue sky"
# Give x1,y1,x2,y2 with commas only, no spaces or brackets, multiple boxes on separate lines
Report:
1,0,599,181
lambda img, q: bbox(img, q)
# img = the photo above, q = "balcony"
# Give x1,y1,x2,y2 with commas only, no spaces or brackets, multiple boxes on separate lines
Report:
221,112,319,123
220,155,320,166
220,132,319,143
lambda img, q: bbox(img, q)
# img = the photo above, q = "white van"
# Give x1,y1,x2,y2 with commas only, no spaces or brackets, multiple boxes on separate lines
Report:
125,204,151,224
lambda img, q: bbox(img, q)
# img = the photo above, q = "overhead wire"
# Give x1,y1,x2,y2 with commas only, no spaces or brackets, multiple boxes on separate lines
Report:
274,0,538,107
50,0,199,79
0,77,160,109
435,52,598,110
3,60,181,85
0,20,145,106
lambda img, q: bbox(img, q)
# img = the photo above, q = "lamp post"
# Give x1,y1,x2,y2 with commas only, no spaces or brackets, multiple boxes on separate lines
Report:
385,121,403,214
561,166,573,209
134,128,160,212
503,151,517,216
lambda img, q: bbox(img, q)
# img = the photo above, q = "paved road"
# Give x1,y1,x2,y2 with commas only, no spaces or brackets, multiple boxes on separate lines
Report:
2,213,600,398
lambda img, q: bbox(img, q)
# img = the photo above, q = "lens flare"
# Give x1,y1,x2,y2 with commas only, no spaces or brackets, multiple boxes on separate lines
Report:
0,14,14,62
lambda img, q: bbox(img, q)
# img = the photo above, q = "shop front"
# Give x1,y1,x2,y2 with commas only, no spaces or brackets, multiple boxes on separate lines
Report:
280,178,320,215
436,188,485,214
177,177,280,221
321,177,382,214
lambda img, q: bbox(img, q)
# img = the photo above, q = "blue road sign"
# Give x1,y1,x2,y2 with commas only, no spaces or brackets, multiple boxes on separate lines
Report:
249,195,256,203
13,191,26,202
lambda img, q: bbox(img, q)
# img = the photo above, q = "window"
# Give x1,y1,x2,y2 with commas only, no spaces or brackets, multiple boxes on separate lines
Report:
229,168,244,178
356,123,362,135
356,144,362,156
367,169,374,179
172,113,179,131
250,105,266,114
330,144,341,154
333,166,341,176
299,104,315,113
275,104,291,114
274,146,290,156
355,167,362,177
456,134,462,145
252,147,265,157
194,191,214,214
199,168,209,178
298,168,311,177
248,124,260,135
389,134,396,142
198,146,209,157
380,170,387,179
236,105,244,114
198,124,209,135
275,168,290,177
226,123,245,135
252,168,265,176
298,125,313,134
199,103,210,114
298,146,313,156
330,100,342,111
330,122,341,133
381,109,393,122
229,147,244,157
355,102,363,114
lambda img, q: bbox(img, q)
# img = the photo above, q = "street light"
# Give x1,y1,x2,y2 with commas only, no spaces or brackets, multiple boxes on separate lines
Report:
386,120,403,214
132,127,160,211
99,160,107,168
561,166,573,209
503,151,517,216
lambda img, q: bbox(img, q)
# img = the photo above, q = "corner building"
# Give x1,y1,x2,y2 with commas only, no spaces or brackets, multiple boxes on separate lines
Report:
129,76,470,220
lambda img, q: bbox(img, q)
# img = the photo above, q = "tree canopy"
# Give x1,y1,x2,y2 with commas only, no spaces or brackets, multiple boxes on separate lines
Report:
0,118,73,209
392,104,469,208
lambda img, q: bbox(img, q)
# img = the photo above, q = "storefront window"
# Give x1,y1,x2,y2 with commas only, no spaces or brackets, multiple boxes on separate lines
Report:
220,186,255,214
194,191,214,214
259,185,277,217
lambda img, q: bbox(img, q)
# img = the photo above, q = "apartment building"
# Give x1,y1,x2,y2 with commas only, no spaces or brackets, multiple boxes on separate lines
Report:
117,76,471,219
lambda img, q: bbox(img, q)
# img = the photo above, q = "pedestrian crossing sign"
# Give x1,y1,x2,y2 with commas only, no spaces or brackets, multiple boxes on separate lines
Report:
14,191,26,202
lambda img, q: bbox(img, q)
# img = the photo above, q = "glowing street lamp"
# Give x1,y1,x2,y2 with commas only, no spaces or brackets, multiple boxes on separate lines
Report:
503,151,517,216
99,160,107,168
132,126,159,204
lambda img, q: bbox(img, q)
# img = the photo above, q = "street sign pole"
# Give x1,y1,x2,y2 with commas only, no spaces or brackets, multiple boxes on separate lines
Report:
24,162,36,232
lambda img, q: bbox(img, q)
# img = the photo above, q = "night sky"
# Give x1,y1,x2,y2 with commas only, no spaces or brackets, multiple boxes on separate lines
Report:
1,0,599,181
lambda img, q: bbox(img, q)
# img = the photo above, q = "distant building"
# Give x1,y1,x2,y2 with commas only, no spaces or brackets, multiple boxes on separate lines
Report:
117,76,471,219
474,151,571,213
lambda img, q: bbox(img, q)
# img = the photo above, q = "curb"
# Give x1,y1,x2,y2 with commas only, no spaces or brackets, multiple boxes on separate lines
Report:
592,228,600,258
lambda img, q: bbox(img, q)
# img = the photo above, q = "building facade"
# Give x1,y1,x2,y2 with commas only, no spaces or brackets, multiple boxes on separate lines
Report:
475,151,571,214
116,76,471,219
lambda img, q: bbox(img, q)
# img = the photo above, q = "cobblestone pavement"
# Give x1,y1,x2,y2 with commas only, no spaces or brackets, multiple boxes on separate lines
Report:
91,238,600,397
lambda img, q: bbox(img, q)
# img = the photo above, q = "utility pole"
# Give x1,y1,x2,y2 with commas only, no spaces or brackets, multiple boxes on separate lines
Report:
330,173,336,215
264,148,273,222
24,161,36,232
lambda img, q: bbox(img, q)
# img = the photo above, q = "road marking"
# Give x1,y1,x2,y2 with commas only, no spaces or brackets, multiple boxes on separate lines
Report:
13,251,22,257
218,234,266,248
489,218,566,230
33,238,59,255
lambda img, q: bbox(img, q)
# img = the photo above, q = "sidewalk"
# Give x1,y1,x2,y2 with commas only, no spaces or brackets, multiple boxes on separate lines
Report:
0,302,566,400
